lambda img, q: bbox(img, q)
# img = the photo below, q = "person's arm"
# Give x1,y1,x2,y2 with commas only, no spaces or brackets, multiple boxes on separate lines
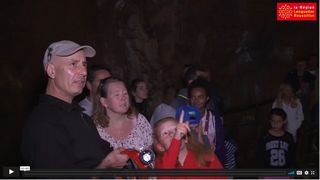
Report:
155,139,182,179
96,149,129,169
157,139,181,168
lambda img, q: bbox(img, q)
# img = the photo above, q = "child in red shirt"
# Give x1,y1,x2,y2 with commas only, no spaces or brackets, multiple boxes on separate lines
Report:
153,111,224,179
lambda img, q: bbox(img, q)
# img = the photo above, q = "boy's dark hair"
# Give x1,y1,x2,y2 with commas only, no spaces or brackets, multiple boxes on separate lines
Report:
269,108,287,121
87,64,112,82
187,78,210,98
183,65,199,86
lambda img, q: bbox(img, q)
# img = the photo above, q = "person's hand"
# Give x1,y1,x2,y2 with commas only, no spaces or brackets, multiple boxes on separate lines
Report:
153,138,165,154
174,110,190,140
197,121,205,145
97,148,129,169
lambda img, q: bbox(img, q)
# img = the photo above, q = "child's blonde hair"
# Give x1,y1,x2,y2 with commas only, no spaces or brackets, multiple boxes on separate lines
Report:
153,117,215,166
274,82,298,108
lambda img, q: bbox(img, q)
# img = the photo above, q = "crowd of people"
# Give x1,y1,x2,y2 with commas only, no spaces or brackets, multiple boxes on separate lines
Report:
20,40,318,178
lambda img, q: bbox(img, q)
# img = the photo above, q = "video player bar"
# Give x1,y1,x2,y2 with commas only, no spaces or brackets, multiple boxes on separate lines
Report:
21,169,318,178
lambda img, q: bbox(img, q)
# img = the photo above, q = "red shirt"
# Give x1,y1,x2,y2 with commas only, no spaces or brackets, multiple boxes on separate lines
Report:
156,138,225,179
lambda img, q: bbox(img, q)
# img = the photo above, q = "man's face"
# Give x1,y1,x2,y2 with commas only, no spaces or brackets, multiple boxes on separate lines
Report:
88,70,111,97
48,50,87,99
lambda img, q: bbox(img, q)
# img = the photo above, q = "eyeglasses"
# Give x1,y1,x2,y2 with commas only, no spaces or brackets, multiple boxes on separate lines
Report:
160,129,176,138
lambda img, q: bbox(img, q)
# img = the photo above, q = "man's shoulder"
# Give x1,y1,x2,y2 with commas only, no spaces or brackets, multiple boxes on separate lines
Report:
26,104,61,129
32,99,62,116
28,95,71,126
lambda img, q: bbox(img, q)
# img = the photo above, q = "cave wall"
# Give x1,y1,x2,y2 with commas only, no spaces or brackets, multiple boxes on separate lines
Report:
1,0,318,167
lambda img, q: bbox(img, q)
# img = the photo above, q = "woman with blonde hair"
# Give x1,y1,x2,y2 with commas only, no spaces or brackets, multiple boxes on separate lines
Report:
272,82,304,142
92,77,152,150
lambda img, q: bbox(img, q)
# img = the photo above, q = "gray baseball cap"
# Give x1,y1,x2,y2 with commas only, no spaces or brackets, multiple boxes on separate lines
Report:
43,40,96,67
150,103,176,127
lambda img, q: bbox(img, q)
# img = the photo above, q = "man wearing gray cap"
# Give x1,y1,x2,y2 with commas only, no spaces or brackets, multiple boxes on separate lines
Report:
21,40,129,170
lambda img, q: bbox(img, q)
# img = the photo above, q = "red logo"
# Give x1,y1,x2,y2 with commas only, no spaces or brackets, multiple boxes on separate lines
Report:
277,2,317,21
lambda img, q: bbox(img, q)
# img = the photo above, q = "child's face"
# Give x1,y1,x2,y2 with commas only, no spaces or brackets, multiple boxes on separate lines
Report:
133,81,149,100
270,114,286,131
157,120,178,150
190,87,209,112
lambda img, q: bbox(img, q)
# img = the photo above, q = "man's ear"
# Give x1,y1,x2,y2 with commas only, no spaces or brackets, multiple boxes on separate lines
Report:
46,63,56,79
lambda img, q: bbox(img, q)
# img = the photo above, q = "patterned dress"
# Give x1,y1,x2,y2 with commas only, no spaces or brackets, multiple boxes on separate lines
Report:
97,113,153,150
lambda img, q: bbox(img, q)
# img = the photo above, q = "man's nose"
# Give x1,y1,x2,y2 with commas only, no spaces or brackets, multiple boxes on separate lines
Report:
79,64,87,76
